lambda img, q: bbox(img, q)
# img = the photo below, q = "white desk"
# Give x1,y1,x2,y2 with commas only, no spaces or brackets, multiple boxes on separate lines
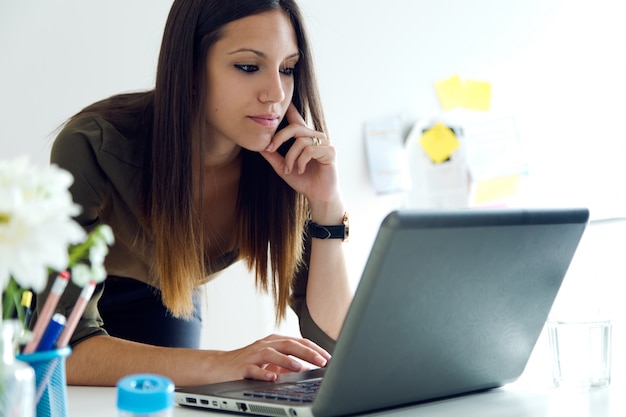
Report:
67,381,621,417
65,221,625,416
67,320,625,417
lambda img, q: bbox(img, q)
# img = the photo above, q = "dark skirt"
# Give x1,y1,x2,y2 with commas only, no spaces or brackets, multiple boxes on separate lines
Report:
99,276,202,348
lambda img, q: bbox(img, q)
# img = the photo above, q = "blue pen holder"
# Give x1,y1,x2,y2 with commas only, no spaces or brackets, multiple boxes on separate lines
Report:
17,347,72,417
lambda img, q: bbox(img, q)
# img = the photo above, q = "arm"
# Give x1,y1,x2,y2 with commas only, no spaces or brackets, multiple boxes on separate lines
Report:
305,203,352,340
67,333,329,386
261,104,353,341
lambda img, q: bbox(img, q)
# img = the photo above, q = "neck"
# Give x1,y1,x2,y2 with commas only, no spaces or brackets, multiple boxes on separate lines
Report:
204,145,241,169
200,129,242,168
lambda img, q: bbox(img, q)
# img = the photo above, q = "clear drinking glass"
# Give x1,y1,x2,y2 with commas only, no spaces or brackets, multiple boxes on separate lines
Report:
1,320,35,417
547,319,612,388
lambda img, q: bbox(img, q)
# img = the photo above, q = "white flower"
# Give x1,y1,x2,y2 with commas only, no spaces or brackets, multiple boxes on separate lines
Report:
70,224,113,287
88,225,114,266
90,263,107,284
70,264,93,288
0,157,86,293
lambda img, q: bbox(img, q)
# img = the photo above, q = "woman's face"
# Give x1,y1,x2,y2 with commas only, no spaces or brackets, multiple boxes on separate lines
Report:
204,10,299,153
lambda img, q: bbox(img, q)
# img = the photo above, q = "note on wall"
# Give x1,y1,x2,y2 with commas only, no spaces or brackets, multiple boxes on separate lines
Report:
472,174,521,206
464,117,526,181
364,117,412,194
405,121,469,209
418,122,460,163
435,74,492,111
464,117,527,207
434,75,465,111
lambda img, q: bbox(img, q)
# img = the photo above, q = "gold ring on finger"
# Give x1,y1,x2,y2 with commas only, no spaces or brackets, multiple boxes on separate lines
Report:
312,137,320,146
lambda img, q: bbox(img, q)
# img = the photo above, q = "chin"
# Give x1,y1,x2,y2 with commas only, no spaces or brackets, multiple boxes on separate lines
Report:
252,136,275,152
240,141,269,153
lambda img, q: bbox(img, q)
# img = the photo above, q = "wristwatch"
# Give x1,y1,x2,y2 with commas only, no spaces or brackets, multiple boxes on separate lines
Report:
307,212,349,242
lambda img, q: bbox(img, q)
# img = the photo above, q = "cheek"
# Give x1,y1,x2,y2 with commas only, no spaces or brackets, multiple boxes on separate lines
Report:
283,81,296,103
204,83,230,115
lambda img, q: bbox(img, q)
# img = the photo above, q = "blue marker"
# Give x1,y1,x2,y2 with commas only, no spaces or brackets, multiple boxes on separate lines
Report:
36,313,66,352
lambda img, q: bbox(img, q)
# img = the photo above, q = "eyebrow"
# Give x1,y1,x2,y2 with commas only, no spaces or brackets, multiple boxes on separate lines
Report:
228,48,300,60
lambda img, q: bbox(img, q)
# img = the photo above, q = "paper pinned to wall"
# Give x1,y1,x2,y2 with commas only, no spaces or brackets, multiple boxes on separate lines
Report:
472,174,522,206
463,79,491,111
405,121,470,209
434,74,492,111
364,117,412,194
418,122,460,163
464,116,527,181
434,75,465,111
464,117,528,207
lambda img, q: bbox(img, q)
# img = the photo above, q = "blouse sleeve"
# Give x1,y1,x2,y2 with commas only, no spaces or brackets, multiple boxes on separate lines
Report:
288,234,337,354
29,117,111,345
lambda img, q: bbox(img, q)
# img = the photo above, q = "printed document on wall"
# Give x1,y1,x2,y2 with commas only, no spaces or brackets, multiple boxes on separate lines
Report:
464,117,528,207
364,117,411,194
464,117,527,180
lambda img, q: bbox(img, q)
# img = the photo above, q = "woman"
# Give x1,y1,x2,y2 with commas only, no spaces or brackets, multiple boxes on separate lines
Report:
34,0,352,387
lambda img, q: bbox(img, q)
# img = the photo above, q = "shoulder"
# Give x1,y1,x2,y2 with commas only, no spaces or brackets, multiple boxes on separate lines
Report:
52,115,146,169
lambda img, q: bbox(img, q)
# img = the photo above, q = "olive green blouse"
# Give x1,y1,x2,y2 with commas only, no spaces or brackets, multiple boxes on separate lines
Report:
33,115,335,352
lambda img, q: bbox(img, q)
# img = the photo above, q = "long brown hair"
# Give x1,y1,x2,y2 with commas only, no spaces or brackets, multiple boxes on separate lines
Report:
72,0,327,321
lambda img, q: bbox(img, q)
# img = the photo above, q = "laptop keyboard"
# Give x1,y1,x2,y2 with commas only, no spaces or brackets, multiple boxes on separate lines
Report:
243,379,322,403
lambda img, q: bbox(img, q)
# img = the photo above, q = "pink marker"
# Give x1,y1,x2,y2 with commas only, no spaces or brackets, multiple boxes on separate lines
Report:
55,280,96,348
22,270,70,354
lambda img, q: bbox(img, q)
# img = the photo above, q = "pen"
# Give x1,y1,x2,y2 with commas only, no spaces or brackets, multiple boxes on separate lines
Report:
21,290,33,327
56,280,96,348
22,270,70,354
36,313,66,352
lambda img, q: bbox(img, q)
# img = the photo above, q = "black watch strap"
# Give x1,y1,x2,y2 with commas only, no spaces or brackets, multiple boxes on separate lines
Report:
307,213,349,241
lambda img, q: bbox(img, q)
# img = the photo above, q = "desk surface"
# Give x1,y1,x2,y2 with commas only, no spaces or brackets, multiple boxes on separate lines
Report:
68,381,621,417
67,319,625,417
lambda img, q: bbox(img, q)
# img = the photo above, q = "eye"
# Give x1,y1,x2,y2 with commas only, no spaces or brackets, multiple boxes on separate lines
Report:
235,64,259,73
280,67,295,76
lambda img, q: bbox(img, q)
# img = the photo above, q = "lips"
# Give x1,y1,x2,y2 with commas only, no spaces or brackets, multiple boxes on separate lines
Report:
248,114,281,128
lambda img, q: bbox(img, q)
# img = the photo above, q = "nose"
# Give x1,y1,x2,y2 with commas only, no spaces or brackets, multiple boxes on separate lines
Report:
259,71,286,103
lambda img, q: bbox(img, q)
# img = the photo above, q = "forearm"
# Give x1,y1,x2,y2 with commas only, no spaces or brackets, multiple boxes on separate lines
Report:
67,335,220,387
67,333,330,386
306,201,353,340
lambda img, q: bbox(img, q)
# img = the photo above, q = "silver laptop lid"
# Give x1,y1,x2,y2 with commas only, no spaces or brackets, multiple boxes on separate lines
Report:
314,208,588,416
176,208,589,417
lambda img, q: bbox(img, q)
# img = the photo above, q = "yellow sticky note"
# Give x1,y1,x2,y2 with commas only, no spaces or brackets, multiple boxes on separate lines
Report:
473,175,520,205
463,79,491,111
434,75,465,111
419,122,460,163
435,75,492,111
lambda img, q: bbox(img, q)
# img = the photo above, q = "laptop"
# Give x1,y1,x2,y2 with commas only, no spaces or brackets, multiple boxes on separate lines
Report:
176,208,589,417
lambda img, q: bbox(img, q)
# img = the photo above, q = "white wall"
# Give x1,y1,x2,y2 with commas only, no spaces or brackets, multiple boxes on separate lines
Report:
2,1,625,352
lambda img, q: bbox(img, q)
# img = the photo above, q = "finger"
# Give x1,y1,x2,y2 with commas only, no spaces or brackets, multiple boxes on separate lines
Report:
284,104,330,147
240,347,305,381
244,364,278,381
285,102,306,126
285,137,335,174
254,336,329,368
241,337,331,381
296,337,332,362
289,144,318,175
263,104,303,152
266,104,327,152
258,347,308,372
267,123,326,154
269,338,329,367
